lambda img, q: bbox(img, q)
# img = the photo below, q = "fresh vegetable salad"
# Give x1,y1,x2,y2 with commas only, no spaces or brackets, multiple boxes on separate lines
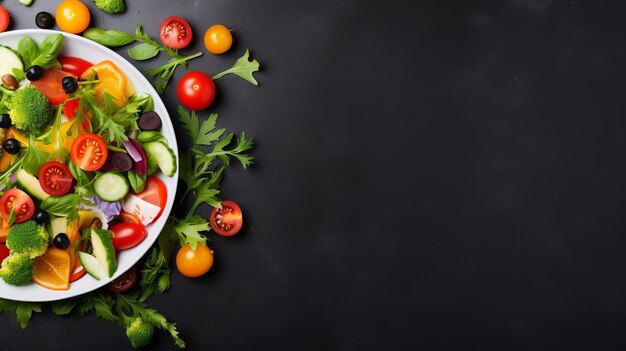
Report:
0,33,177,290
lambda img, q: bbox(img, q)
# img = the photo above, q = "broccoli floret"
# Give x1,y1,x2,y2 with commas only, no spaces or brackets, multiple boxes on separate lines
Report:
94,0,125,14
8,86,52,131
0,253,34,285
146,153,159,176
6,220,49,258
126,317,155,348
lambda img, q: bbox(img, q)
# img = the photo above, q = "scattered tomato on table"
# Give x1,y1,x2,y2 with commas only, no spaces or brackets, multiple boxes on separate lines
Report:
56,0,90,34
177,71,216,111
204,24,233,54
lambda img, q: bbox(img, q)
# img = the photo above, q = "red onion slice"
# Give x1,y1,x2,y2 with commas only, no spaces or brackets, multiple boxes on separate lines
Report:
128,138,148,176
123,139,143,163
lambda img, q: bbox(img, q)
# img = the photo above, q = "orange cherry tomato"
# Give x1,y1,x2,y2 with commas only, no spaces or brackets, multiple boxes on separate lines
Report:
56,0,90,34
176,243,213,278
204,25,233,54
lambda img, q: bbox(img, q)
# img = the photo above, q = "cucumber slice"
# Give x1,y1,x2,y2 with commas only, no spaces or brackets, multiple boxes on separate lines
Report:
137,131,167,144
19,0,34,6
93,172,129,202
144,141,177,177
78,252,102,280
49,216,67,241
90,229,117,278
16,169,49,201
0,46,24,79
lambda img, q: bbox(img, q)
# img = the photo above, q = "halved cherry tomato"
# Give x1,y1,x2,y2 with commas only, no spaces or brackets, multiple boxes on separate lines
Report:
55,0,90,34
107,267,137,293
0,243,8,264
204,24,233,54
110,222,147,250
160,16,192,49
176,243,213,278
209,200,243,236
31,68,76,106
135,176,167,221
177,71,215,111
39,161,73,196
69,264,86,282
0,6,9,33
59,56,93,76
70,133,108,171
0,188,35,224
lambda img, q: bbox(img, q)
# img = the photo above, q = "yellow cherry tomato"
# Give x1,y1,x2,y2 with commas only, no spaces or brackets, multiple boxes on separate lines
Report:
176,243,214,278
56,0,90,34
204,24,233,54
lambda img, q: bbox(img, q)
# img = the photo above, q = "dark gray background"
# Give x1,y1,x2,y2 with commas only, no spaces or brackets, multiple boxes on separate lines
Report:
2,0,626,350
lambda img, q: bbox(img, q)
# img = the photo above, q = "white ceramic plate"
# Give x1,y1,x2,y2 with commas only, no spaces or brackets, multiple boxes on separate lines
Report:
0,29,179,302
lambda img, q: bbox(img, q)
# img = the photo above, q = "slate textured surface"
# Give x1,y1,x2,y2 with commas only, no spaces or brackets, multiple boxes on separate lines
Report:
2,0,626,350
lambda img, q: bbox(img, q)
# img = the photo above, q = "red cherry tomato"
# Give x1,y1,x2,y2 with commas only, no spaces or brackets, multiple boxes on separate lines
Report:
209,200,243,236
0,6,10,32
59,56,93,76
107,267,137,293
31,68,76,106
160,16,192,49
0,244,9,264
70,133,108,171
117,211,141,225
39,161,73,197
176,243,213,277
177,71,215,111
63,98,90,130
135,176,167,221
0,188,35,224
110,222,147,250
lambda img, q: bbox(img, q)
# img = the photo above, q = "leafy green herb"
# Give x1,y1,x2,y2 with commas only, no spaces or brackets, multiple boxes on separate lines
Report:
145,52,202,95
82,28,136,47
0,299,42,329
213,50,260,85
128,42,161,61
16,34,64,70
128,170,146,193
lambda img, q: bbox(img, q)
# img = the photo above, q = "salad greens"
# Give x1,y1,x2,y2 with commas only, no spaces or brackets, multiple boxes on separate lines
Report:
0,106,254,349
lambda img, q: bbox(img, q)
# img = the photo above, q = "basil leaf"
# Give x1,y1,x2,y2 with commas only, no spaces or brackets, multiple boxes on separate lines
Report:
128,170,146,193
128,43,160,61
31,34,63,69
16,36,39,68
83,28,136,47
41,194,78,217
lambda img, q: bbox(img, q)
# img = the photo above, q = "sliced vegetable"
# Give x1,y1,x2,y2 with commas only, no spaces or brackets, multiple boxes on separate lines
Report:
0,47,23,79
16,169,49,201
32,248,71,290
94,172,129,202
111,152,133,172
128,139,147,175
30,68,76,106
159,16,192,50
122,194,161,226
39,161,73,197
89,229,117,278
138,111,161,131
78,251,101,280
144,141,176,177
107,267,137,293
0,243,8,264
59,56,93,76
209,200,243,236
70,133,108,171
0,188,35,224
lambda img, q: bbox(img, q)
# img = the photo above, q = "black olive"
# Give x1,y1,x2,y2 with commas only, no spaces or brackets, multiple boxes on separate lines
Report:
53,233,70,250
33,210,50,224
0,114,11,129
25,65,44,81
3,138,19,154
35,12,54,29
62,76,78,94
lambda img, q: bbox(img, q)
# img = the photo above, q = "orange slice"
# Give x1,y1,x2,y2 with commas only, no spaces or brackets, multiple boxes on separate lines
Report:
33,248,71,290
81,60,128,105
